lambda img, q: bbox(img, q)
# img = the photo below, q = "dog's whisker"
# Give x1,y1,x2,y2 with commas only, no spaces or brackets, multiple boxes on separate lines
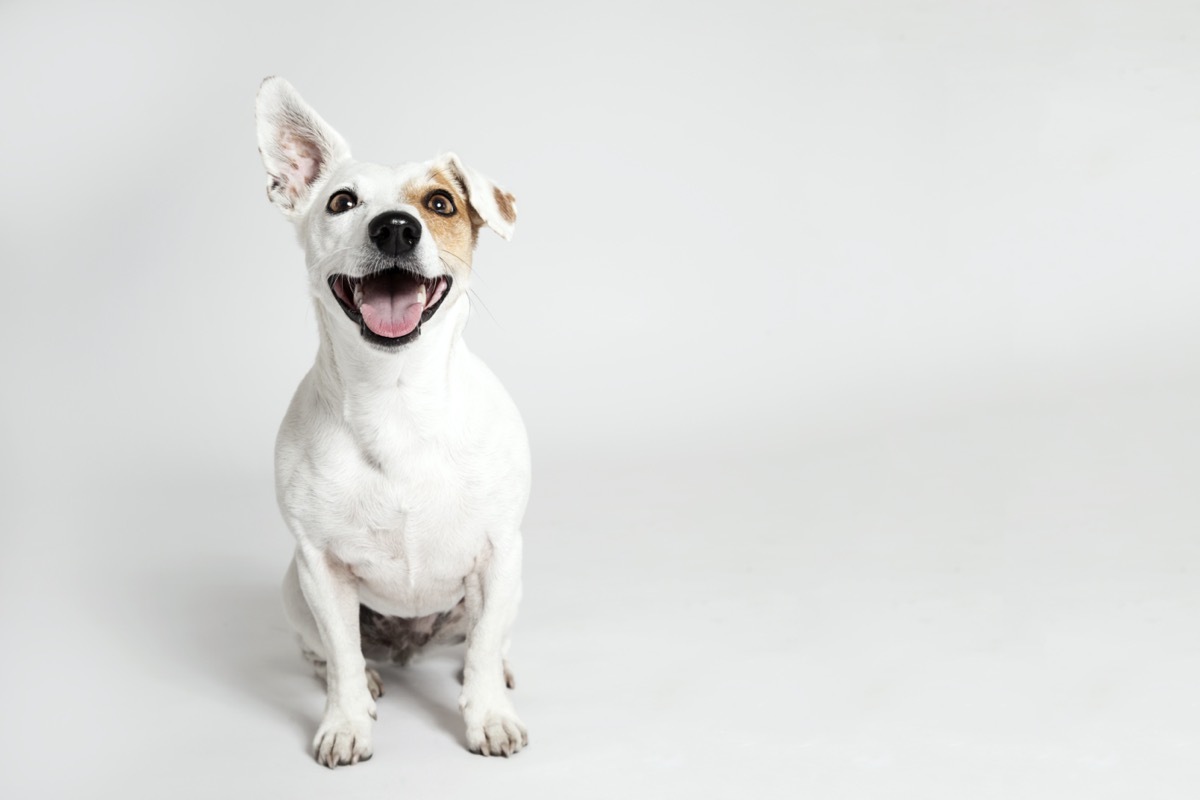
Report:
444,249,494,290
437,254,499,328
308,244,368,273
468,287,501,328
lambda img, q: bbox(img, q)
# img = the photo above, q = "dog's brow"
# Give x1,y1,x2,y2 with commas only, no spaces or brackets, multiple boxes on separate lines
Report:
427,167,466,197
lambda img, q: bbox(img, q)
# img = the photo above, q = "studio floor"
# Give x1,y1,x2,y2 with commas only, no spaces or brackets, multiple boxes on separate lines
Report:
4,373,1197,799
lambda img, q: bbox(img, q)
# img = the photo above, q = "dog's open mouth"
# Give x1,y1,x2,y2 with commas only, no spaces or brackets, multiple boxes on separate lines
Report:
328,268,452,347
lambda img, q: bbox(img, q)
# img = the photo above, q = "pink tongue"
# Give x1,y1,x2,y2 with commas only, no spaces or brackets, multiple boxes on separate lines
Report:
360,276,426,338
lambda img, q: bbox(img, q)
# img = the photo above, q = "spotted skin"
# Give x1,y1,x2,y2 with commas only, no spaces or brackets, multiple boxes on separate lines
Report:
358,600,469,665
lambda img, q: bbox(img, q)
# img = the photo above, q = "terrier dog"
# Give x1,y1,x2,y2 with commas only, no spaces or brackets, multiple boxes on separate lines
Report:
255,77,529,767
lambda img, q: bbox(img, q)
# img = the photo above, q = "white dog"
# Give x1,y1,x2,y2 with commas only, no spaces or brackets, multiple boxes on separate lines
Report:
255,77,530,768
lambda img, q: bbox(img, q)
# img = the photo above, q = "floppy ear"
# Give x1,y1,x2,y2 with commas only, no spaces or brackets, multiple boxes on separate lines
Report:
440,152,517,240
255,77,351,217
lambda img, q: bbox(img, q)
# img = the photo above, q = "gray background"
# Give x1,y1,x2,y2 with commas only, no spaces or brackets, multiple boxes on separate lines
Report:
2,0,1199,797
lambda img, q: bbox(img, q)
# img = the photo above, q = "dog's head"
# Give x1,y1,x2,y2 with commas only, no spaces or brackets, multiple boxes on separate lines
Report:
255,77,516,350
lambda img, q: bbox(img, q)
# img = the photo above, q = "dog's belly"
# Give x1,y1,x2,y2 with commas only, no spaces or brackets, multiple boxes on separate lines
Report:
349,549,470,619
326,506,485,619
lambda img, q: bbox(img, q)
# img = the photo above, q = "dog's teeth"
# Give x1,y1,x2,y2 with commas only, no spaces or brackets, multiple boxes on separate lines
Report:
353,282,363,306
417,283,428,304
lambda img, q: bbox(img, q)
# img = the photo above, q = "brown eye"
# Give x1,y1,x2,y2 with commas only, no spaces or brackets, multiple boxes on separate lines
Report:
326,190,358,214
426,191,456,216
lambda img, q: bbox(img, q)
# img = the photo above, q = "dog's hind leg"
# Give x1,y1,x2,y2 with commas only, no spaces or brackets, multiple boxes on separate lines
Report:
301,649,385,701
283,557,384,700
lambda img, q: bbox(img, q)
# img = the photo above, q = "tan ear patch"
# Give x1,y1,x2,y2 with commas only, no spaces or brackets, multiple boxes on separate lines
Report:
493,187,517,224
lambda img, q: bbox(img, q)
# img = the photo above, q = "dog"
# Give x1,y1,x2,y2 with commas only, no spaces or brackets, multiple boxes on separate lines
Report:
255,77,530,768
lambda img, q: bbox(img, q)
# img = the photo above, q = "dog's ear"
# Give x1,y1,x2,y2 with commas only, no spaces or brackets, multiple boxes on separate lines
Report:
256,77,351,217
440,153,517,241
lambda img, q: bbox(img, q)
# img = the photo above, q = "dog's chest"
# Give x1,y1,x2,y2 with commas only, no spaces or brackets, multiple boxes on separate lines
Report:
278,354,526,618
314,433,489,617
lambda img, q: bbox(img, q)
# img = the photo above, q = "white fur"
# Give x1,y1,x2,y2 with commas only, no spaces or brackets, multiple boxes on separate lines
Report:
256,77,529,767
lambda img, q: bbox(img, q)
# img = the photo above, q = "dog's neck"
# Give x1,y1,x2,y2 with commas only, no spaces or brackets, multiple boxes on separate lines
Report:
310,294,470,415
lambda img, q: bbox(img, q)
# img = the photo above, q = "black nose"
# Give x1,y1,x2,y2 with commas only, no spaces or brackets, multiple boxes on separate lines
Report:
368,211,422,256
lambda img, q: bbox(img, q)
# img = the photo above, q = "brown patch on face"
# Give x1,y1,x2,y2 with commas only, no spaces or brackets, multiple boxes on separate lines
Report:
404,170,477,270
493,186,517,224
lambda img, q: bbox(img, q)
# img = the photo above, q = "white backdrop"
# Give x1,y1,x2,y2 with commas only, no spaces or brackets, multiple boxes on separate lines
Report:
2,1,1199,797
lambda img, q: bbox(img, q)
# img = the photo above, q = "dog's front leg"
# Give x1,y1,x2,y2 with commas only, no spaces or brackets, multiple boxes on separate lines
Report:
293,538,376,768
460,534,528,756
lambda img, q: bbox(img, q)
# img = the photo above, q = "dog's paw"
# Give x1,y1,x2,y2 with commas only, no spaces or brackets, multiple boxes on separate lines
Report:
463,702,528,757
313,710,374,768
366,666,385,700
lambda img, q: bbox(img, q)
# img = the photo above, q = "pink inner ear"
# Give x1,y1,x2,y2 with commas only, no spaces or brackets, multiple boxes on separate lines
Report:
279,130,322,200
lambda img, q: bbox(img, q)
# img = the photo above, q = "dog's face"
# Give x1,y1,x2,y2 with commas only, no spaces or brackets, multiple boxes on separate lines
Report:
255,77,516,350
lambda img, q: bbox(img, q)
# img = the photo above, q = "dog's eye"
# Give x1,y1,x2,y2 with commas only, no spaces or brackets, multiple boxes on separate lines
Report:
326,190,358,215
425,191,456,217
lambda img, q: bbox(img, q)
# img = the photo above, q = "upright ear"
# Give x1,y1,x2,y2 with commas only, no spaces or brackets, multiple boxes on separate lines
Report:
440,153,517,240
255,77,351,217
